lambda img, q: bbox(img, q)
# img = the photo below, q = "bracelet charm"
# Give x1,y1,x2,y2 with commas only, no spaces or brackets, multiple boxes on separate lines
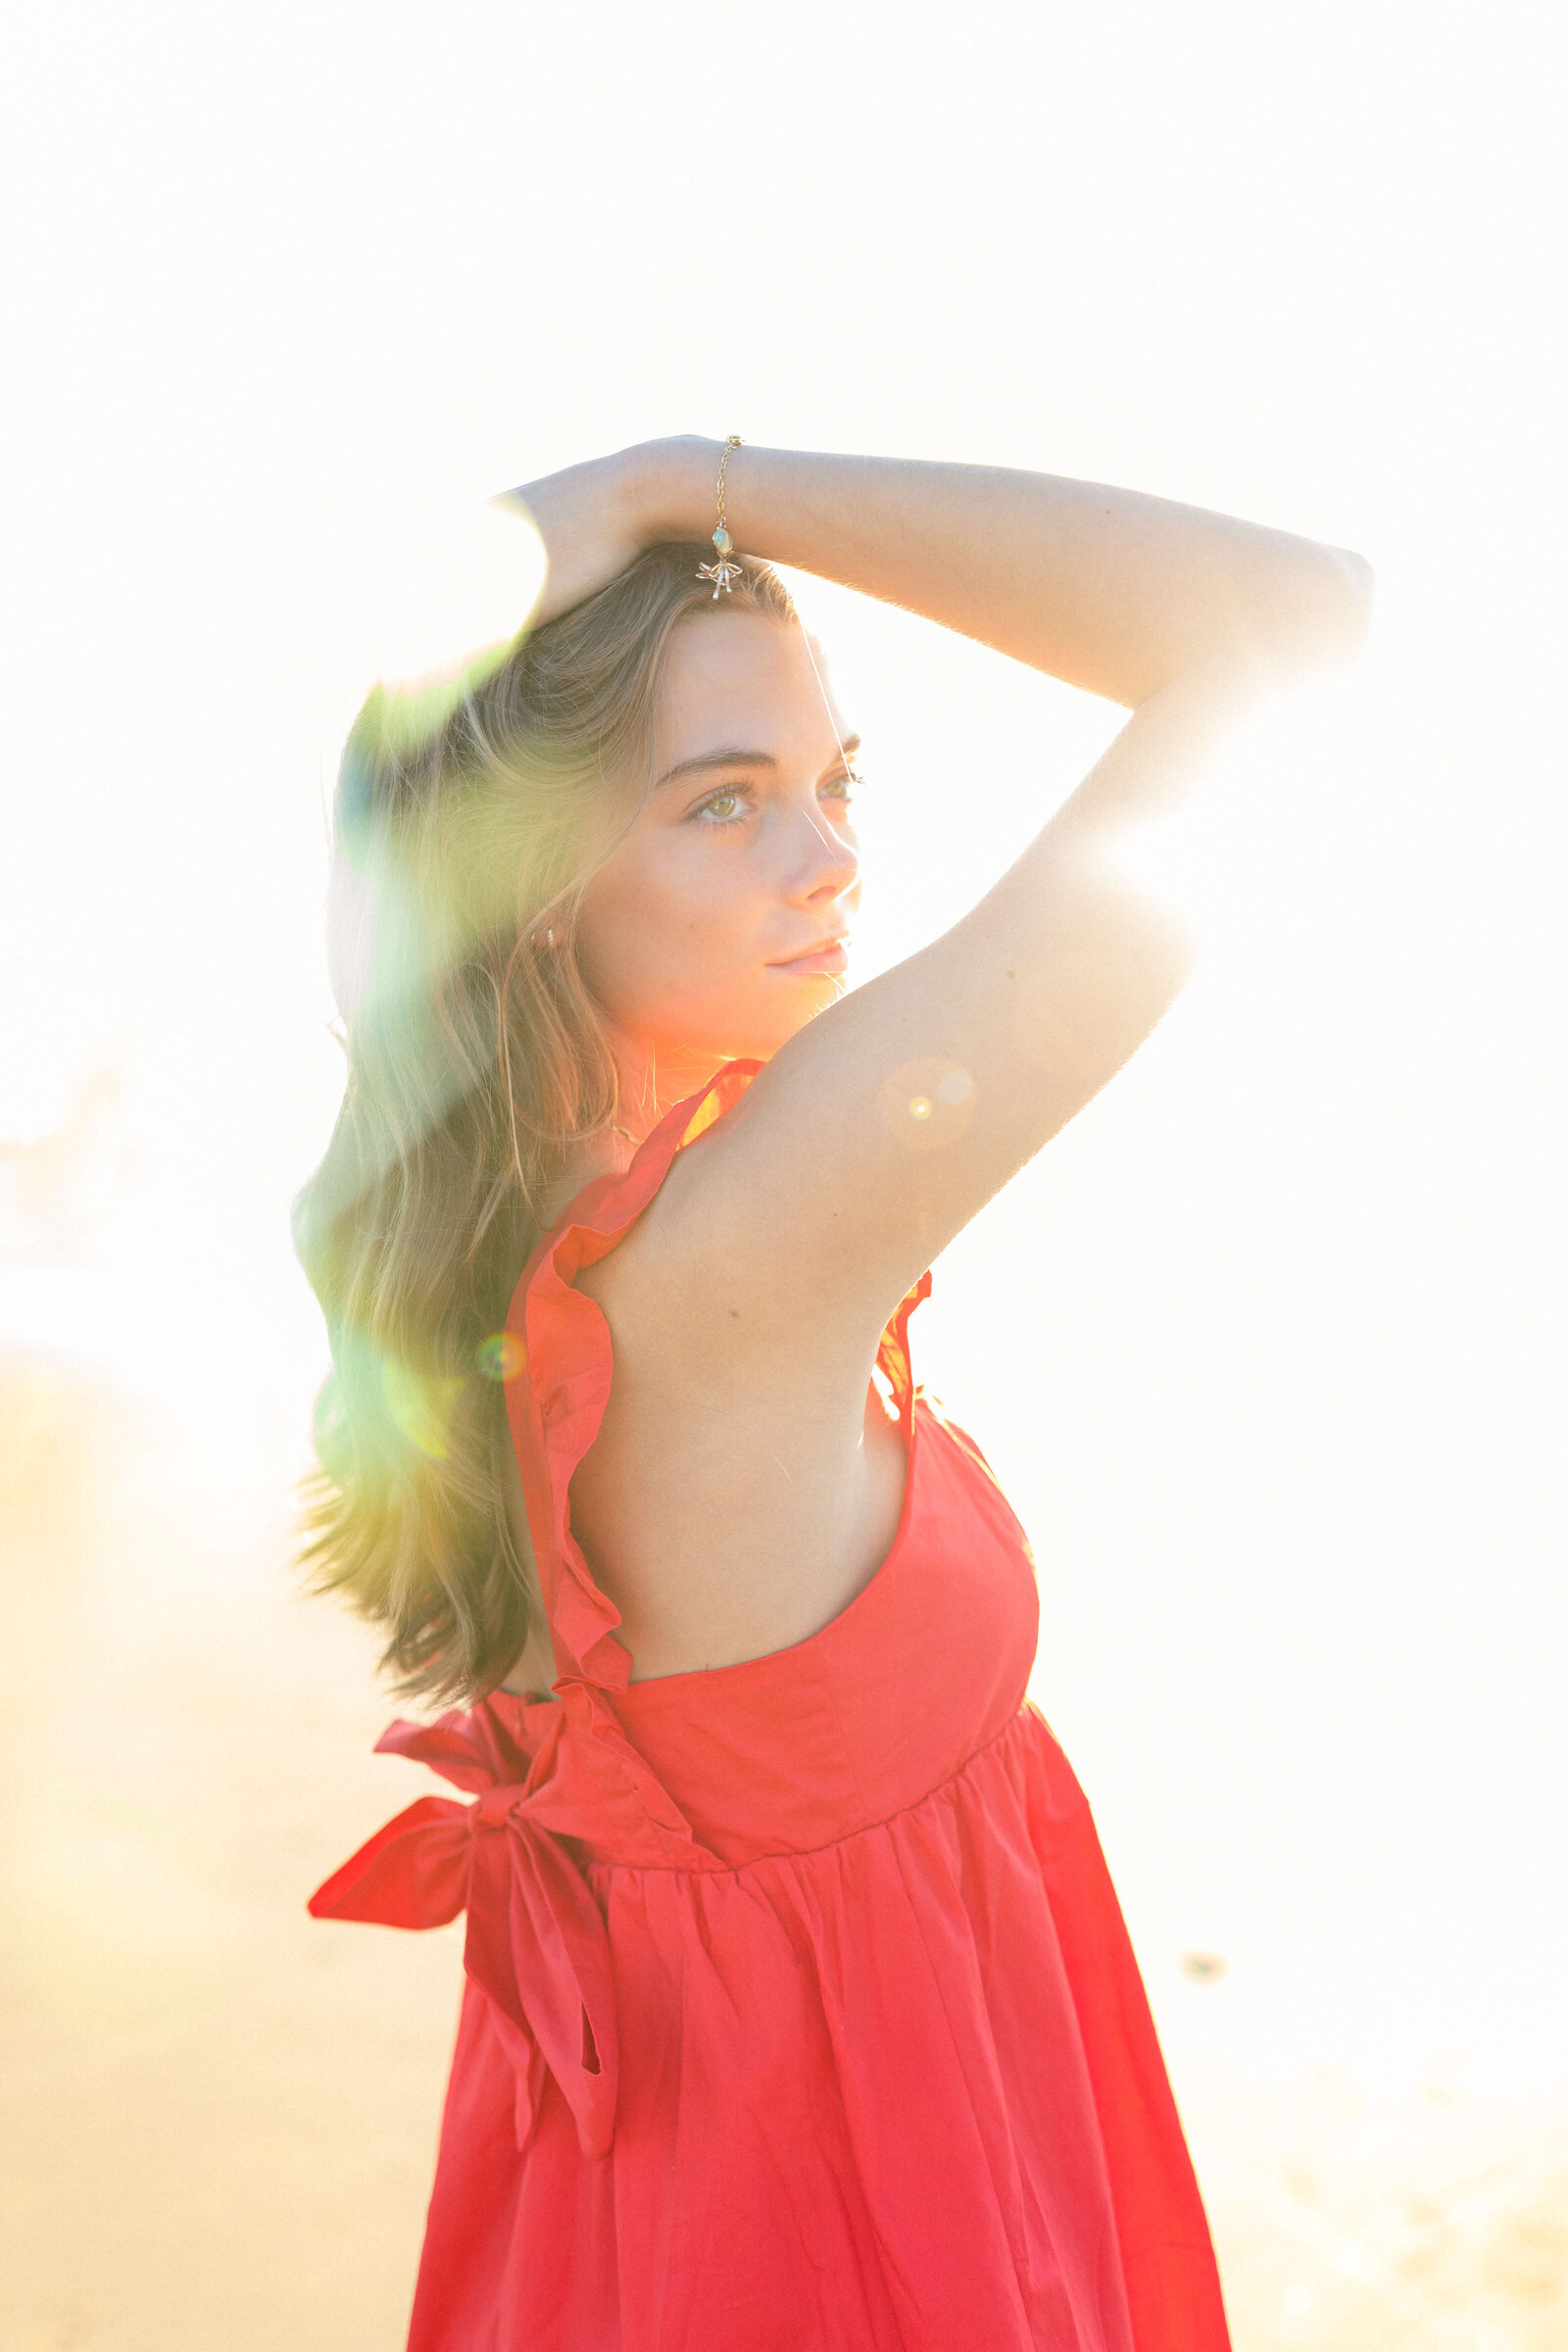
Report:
696,436,745,596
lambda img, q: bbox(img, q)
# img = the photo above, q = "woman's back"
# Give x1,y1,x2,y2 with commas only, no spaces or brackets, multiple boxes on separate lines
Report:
567,1178,911,1678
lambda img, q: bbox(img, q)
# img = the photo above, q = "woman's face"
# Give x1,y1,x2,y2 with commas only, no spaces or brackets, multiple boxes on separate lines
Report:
574,607,862,1075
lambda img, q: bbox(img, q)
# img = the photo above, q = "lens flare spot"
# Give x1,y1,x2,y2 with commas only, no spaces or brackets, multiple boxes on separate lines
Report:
476,1331,525,1382
877,1058,977,1152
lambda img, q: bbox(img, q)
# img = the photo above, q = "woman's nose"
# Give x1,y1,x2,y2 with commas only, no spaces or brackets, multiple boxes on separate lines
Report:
783,799,859,905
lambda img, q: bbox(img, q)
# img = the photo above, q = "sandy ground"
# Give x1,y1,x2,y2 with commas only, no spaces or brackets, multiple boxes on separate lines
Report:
3,1352,1564,2352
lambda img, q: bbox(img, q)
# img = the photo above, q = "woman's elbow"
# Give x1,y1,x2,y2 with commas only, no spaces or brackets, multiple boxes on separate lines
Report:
1327,543,1376,642
1271,542,1376,671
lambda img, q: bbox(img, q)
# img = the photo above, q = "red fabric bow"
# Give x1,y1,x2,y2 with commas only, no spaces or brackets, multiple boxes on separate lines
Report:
308,1708,618,2160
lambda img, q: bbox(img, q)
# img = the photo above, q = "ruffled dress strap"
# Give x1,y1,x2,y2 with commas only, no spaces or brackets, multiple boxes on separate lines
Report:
499,1057,764,1694
875,1266,932,1444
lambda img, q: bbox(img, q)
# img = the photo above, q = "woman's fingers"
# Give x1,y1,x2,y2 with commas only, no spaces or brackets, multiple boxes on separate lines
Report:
497,449,653,626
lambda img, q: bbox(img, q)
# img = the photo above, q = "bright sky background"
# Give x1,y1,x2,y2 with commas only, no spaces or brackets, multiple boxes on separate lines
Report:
2,0,1563,2106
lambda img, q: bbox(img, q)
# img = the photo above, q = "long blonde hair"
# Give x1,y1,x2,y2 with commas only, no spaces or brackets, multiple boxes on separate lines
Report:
295,544,798,1705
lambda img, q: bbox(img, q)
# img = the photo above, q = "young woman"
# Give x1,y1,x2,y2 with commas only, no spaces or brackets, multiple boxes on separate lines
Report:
300,438,1371,2351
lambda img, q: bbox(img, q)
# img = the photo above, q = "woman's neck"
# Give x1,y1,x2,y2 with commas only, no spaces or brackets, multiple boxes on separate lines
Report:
535,1037,732,1229
607,1036,731,1150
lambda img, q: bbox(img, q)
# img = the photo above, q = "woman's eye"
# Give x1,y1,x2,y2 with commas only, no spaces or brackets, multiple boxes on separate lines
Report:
691,773,858,826
693,788,749,825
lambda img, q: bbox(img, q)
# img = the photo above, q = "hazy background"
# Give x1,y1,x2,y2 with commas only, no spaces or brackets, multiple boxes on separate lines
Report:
2,3,1564,2346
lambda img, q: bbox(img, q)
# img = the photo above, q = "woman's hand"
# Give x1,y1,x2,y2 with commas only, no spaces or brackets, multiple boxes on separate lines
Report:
497,439,715,628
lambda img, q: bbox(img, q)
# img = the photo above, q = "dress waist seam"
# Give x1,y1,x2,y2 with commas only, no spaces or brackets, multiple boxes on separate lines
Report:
583,1697,1065,1882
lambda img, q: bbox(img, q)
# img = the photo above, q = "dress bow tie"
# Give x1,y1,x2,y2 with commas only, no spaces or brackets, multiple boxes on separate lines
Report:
309,1711,618,2159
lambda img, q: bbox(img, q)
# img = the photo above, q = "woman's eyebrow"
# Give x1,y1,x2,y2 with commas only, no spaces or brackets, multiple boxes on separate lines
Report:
655,748,779,790
654,734,862,791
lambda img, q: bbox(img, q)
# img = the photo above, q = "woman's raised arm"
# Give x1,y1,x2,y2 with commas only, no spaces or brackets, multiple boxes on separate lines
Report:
630,436,1371,707
524,438,1372,1371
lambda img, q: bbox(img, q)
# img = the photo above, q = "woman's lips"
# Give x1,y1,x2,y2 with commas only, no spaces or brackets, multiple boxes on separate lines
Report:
767,939,850,976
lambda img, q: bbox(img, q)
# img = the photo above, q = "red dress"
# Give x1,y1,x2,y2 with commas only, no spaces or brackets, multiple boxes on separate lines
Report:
311,1064,1232,2351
